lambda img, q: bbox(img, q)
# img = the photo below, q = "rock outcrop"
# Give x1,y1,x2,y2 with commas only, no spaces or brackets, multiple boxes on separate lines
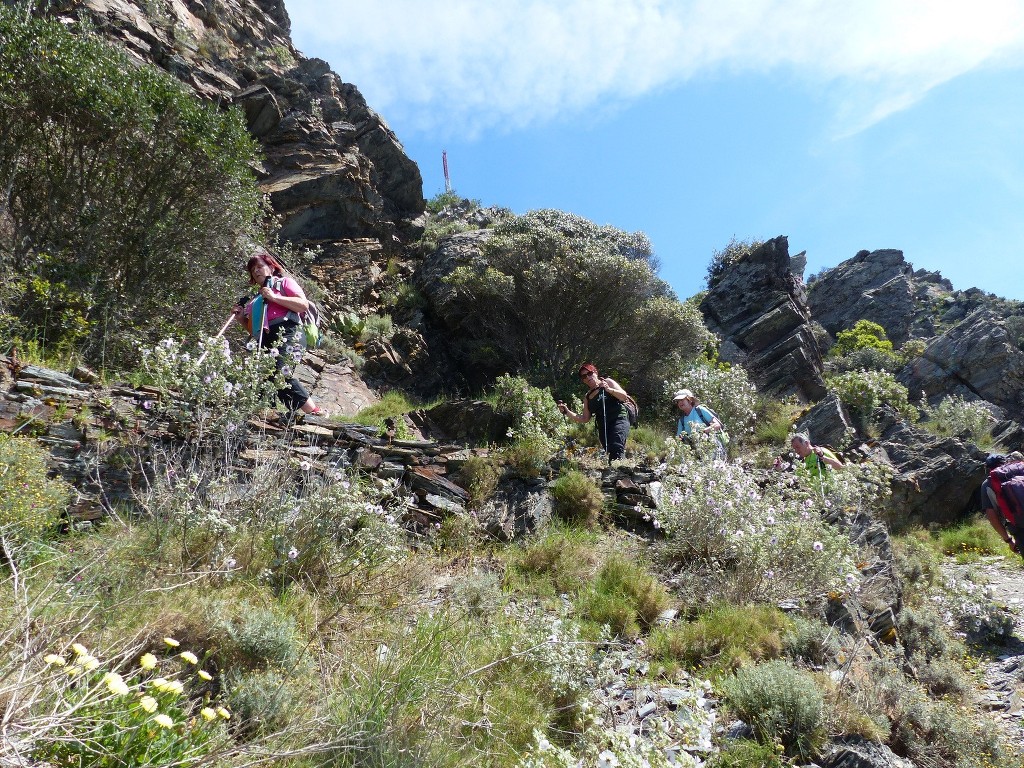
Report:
874,409,987,527
700,236,826,401
900,309,1024,422
69,0,424,272
808,249,916,344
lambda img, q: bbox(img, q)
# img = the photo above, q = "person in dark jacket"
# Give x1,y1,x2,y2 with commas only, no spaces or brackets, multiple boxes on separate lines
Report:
557,363,631,461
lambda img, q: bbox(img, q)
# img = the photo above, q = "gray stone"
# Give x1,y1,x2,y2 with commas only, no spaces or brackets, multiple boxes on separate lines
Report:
424,399,512,445
478,479,552,541
700,236,826,401
18,365,89,390
808,249,915,344
795,392,856,447
821,736,915,768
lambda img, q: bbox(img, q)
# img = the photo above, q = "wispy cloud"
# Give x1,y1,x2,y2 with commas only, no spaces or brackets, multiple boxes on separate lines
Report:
286,0,1024,137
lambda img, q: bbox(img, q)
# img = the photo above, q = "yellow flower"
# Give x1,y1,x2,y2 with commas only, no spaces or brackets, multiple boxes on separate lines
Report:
179,651,198,665
197,669,213,681
43,654,66,667
66,665,83,677
164,679,184,695
103,672,130,696
71,643,89,656
150,676,169,690
139,653,158,671
216,706,231,720
139,695,158,713
153,713,174,729
80,656,99,672
163,637,180,648
200,707,217,722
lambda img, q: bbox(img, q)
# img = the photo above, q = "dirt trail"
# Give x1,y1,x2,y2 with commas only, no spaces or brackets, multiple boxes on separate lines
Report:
963,556,1024,751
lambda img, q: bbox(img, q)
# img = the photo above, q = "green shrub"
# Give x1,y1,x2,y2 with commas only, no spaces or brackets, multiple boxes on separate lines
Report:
627,423,669,461
455,455,502,508
707,739,784,768
359,313,394,343
213,602,302,670
826,345,903,373
782,616,841,666
550,470,604,527
829,320,893,357
445,209,711,399
425,190,469,214
649,604,792,673
919,394,994,446
224,668,297,738
509,526,598,597
450,571,505,617
721,660,826,760
577,554,669,639
0,9,262,366
825,369,917,428
506,435,554,479
0,435,70,542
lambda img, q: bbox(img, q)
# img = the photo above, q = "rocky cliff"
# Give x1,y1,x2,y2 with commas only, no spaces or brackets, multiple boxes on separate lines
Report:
66,0,425,271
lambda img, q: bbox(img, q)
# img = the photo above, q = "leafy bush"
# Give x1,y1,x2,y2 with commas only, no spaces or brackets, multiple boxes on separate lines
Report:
359,313,394,343
919,394,994,445
721,660,826,760
494,375,567,474
664,360,758,440
224,668,296,738
705,237,764,289
658,445,866,607
829,320,893,357
826,345,903,373
549,470,604,527
445,209,710,399
212,602,302,670
577,554,669,638
139,335,281,438
825,369,917,428
455,454,503,508
0,9,262,366
0,435,71,542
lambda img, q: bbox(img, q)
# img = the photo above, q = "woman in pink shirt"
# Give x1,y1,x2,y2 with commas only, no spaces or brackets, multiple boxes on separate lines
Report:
232,250,323,417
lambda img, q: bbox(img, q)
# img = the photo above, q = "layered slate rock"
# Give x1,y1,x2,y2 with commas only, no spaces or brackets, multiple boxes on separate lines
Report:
71,0,424,256
900,309,1024,422
795,392,856,448
808,249,916,344
700,236,826,401
874,409,987,527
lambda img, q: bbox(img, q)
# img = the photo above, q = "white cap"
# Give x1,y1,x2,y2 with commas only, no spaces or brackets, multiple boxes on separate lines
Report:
672,389,694,402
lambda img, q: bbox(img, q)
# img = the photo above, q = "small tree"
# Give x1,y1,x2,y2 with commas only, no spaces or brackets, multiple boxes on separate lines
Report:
445,209,710,400
829,320,893,357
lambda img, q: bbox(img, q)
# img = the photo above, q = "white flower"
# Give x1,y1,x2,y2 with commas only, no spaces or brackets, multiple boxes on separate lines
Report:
812,541,824,552
299,460,311,471
287,547,299,560
597,750,619,768
269,348,279,357
223,557,237,570
160,339,174,349
246,340,257,351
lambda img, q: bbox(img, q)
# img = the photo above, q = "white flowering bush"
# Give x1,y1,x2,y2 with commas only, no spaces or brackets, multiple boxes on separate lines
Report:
140,335,282,437
494,374,568,474
929,570,1015,644
664,360,758,438
30,639,230,767
825,369,917,428
919,394,994,445
657,444,859,605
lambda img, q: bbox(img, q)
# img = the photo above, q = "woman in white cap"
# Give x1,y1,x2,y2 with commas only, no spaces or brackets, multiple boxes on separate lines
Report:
673,389,727,461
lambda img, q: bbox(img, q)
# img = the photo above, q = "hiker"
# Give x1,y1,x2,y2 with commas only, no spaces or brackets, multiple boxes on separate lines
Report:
790,433,842,478
980,453,1024,555
672,389,727,461
557,363,631,461
232,250,324,417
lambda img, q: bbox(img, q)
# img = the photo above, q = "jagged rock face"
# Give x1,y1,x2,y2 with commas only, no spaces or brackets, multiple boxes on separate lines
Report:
71,0,424,254
700,236,826,401
874,410,987,527
795,392,856,448
414,229,493,327
900,309,1024,421
808,249,916,344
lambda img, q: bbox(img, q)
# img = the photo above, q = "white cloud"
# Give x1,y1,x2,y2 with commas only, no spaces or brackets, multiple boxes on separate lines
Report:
286,0,1024,137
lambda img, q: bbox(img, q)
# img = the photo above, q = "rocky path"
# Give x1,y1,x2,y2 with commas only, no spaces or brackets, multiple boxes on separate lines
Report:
963,556,1024,752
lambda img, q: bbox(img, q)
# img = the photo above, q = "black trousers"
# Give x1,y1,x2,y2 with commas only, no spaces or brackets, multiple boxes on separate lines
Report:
262,321,310,411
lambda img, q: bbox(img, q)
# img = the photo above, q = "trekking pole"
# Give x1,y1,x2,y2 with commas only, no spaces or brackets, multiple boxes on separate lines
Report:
602,389,610,466
195,314,237,366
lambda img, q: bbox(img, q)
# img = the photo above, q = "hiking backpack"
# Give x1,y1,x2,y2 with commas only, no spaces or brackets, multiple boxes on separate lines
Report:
624,395,639,427
266,277,323,349
989,461,1024,526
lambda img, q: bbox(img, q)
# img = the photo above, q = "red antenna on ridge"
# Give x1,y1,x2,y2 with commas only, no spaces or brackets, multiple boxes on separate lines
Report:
442,150,452,193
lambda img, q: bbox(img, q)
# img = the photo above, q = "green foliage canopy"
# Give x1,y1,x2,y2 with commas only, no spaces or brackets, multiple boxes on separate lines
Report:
830,320,893,357
446,209,710,397
0,8,263,364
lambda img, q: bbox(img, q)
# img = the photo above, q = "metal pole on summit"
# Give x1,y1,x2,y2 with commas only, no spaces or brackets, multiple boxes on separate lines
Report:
443,150,452,193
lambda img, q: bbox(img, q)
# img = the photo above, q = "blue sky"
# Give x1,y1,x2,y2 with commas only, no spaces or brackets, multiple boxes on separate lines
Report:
286,0,1024,303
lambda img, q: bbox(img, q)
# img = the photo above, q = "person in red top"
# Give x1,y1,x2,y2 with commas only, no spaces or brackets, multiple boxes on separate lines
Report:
232,250,323,417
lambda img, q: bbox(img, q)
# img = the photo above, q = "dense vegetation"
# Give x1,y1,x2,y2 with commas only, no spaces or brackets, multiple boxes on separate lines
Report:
0,8,263,368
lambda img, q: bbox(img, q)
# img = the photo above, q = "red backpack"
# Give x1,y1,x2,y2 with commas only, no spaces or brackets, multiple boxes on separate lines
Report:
989,461,1024,526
